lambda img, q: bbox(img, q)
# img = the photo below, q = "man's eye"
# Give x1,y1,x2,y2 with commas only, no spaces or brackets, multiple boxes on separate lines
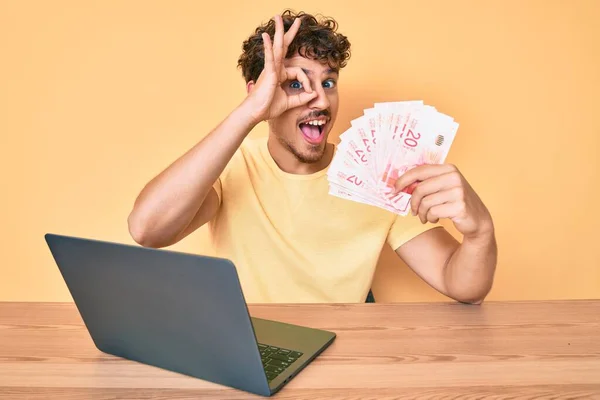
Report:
323,79,337,89
290,81,303,89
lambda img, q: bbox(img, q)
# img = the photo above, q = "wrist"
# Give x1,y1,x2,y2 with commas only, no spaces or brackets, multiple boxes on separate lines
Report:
232,100,263,132
238,97,267,127
464,219,495,243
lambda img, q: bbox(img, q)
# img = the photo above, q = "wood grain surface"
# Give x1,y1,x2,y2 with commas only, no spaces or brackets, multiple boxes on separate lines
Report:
1,300,599,399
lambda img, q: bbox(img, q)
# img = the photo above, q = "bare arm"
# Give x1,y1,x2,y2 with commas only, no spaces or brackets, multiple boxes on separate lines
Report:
127,15,315,248
392,163,498,304
127,105,258,248
395,227,497,304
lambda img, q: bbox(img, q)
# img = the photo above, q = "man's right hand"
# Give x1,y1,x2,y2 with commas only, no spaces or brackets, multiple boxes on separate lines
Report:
244,15,317,124
128,16,318,249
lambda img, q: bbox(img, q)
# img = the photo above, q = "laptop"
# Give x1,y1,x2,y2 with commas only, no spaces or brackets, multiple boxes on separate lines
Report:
44,233,336,397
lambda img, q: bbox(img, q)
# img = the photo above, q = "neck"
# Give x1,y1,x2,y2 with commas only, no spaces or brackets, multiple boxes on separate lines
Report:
267,135,334,175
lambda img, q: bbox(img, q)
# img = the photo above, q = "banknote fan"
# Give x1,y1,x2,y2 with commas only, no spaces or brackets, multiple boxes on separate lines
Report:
327,101,459,215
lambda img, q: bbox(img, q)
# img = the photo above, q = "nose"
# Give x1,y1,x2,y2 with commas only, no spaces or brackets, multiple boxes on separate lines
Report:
308,84,330,111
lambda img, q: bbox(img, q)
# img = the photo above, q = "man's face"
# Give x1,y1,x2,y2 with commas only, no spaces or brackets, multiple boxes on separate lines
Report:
268,55,339,164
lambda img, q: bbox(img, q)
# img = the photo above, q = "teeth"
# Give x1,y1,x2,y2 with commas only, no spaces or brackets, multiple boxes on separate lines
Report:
306,120,326,126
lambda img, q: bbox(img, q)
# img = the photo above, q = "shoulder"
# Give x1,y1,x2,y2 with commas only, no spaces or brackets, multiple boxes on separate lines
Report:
221,136,267,179
229,136,266,166
239,136,266,157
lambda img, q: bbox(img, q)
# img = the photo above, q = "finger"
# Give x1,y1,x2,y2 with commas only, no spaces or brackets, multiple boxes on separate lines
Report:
272,15,284,71
283,18,302,50
287,91,319,109
284,67,316,108
262,32,274,70
394,164,458,194
416,189,457,223
409,172,462,215
426,203,459,224
285,67,313,93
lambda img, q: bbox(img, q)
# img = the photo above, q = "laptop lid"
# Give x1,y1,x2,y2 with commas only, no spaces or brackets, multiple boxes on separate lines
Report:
44,233,272,396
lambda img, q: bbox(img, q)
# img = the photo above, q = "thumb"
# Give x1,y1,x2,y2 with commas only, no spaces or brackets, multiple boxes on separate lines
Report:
287,91,318,109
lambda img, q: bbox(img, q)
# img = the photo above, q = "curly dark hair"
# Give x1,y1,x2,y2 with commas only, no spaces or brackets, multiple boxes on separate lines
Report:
237,9,351,83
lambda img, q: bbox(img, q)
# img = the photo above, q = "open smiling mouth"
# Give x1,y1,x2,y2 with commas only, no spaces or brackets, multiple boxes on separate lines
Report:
298,119,327,145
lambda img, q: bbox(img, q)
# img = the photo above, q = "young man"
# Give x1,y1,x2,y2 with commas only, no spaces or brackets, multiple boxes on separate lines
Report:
127,11,497,304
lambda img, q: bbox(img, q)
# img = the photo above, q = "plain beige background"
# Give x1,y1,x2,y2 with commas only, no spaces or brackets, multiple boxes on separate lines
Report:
1,0,599,302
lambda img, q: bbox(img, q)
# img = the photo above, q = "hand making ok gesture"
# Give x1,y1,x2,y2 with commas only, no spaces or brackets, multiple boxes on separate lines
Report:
245,15,318,123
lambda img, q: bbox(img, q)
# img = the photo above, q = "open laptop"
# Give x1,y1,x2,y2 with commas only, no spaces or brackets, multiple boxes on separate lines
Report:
44,233,336,397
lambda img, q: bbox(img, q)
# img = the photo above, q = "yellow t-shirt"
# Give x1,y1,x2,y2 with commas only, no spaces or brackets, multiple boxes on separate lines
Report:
209,137,438,303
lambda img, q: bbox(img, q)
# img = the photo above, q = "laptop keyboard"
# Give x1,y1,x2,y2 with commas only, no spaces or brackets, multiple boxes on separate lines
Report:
258,343,303,382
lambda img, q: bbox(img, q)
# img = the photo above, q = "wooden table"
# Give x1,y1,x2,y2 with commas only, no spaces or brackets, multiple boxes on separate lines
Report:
1,300,599,399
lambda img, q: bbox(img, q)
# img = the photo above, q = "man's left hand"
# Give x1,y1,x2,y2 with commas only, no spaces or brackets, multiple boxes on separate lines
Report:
393,164,494,239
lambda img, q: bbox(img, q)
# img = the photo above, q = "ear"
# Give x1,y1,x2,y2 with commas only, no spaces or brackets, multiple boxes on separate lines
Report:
246,80,255,94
